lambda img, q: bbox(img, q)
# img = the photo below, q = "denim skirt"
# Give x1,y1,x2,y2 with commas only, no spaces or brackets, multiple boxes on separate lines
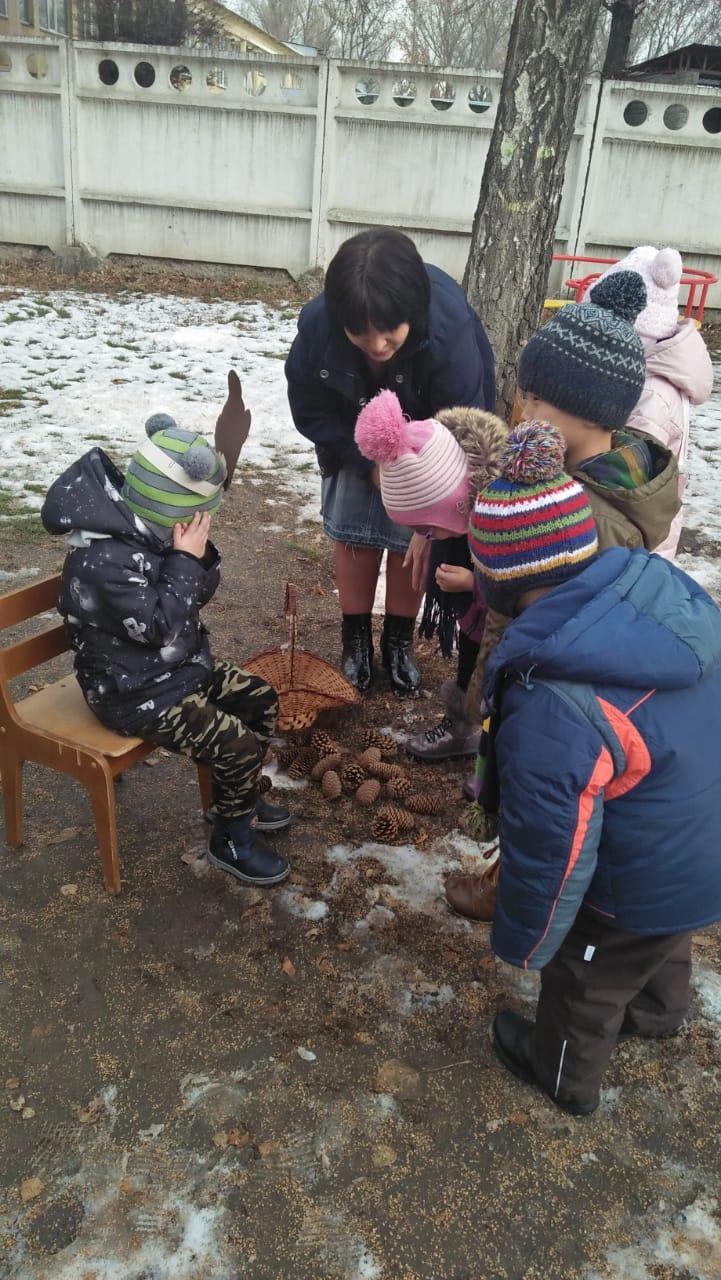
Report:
321,466,412,555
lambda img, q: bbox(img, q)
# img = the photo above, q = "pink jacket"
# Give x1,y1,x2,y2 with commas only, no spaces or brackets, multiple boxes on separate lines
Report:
629,320,713,559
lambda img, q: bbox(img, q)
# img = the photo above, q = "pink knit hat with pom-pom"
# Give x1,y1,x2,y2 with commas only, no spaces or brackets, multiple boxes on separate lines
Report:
355,389,470,534
595,245,682,340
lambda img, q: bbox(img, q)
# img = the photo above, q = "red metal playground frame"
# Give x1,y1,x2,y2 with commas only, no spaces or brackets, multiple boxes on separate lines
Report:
548,254,717,324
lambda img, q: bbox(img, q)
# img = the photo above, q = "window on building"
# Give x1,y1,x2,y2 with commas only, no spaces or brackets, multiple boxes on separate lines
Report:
19,0,33,22
39,0,67,32
0,0,9,19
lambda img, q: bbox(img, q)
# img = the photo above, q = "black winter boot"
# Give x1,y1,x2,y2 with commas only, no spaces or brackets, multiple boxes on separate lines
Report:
341,613,374,693
380,615,421,696
208,814,290,886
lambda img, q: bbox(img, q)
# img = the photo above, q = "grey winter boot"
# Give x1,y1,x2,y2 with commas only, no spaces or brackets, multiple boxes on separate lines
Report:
405,679,481,761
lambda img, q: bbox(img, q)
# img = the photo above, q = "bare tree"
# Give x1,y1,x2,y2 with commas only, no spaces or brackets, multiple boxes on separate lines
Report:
601,1,645,78
631,0,721,59
464,0,603,419
397,0,512,70
247,0,392,57
321,0,394,60
398,0,476,67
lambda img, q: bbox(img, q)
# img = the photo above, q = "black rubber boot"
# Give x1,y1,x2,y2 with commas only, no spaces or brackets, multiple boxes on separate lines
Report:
208,815,290,887
492,1011,599,1117
380,614,421,696
341,613,374,693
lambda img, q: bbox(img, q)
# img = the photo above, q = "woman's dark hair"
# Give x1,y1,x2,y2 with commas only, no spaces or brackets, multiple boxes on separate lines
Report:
324,228,430,337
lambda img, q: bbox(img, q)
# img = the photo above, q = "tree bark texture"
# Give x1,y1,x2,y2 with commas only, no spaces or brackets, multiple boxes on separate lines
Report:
463,0,603,420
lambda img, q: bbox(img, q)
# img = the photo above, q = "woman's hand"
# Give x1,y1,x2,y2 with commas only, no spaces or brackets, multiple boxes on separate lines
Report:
173,511,211,559
435,564,474,594
402,531,432,592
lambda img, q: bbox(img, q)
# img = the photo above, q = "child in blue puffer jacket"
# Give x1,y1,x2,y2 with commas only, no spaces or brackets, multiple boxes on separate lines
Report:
467,422,721,1116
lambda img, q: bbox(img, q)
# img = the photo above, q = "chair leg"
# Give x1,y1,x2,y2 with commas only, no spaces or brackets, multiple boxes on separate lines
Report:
86,763,122,895
197,764,213,815
0,750,24,848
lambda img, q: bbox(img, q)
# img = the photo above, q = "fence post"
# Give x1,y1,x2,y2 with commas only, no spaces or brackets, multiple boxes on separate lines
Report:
308,57,330,271
313,58,339,272
58,36,80,247
567,75,610,260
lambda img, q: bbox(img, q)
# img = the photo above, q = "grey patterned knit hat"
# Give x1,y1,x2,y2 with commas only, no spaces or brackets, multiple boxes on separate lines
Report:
518,271,647,429
121,414,227,533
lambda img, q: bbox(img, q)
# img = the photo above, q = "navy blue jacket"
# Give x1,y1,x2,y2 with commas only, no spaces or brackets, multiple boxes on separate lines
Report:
483,549,721,969
42,449,220,734
285,264,495,477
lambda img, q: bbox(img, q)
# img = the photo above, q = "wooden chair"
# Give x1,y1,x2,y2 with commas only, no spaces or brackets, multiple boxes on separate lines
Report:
0,573,212,894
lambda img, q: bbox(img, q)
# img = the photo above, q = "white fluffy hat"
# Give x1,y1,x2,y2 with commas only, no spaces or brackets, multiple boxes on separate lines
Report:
597,245,683,341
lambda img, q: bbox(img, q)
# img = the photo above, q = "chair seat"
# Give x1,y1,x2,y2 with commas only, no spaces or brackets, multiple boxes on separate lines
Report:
15,676,146,758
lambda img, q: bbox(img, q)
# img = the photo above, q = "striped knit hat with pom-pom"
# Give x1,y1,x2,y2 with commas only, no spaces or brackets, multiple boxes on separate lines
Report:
468,421,599,611
354,389,471,534
122,413,227,539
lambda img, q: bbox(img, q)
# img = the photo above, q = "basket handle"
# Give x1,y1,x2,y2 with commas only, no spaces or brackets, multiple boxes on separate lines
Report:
284,582,298,679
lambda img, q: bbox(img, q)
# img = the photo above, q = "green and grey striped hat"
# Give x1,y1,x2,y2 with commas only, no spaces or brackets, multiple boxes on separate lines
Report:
122,414,227,533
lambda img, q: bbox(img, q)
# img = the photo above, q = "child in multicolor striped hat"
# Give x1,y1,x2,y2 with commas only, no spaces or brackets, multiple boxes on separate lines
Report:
42,390,292,891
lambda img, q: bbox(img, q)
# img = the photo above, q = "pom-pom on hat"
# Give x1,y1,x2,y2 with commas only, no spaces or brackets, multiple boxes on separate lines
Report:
519,270,647,429
121,414,227,537
355,389,471,534
594,245,683,340
468,421,599,612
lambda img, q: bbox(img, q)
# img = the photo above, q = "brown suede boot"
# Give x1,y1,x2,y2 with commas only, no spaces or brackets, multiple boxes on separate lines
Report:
445,859,499,922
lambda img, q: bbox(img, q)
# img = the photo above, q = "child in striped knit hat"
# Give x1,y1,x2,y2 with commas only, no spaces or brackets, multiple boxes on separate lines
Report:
455,418,721,1115
42,378,292,891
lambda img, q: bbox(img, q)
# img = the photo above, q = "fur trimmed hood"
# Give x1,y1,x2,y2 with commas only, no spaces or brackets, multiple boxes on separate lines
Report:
435,407,509,494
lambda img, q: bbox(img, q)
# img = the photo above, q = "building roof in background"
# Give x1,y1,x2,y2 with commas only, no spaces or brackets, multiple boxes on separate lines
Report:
628,43,721,76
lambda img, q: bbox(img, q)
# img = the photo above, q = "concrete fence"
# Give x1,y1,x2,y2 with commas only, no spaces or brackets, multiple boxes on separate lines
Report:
1,35,720,307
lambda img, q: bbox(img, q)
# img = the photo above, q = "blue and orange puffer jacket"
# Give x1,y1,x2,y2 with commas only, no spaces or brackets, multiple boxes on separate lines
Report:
483,547,721,970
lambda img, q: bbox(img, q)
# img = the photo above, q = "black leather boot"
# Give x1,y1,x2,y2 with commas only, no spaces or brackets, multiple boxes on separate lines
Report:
380,615,421,696
341,613,374,693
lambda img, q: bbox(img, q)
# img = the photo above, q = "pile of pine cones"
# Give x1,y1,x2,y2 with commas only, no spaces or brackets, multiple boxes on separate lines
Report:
270,727,444,843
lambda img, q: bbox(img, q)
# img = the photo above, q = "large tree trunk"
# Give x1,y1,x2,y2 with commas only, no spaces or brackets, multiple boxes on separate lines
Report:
464,0,603,420
601,1,640,79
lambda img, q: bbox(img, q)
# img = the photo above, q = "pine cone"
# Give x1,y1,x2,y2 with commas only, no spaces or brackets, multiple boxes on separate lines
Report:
386,775,413,804
371,804,415,843
258,774,272,795
341,762,366,793
355,778,381,807
367,760,404,782
356,746,382,769
321,770,342,801
310,753,343,781
362,728,398,757
311,729,337,758
288,748,314,779
406,791,444,816
273,747,296,772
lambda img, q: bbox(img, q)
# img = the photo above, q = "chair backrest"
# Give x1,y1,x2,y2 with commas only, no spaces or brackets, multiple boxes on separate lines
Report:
0,575,69,716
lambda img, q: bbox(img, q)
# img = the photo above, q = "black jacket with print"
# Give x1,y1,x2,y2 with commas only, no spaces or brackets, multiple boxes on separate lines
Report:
41,448,221,734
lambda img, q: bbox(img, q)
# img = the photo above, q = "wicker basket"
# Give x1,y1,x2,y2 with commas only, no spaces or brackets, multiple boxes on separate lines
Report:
244,583,360,731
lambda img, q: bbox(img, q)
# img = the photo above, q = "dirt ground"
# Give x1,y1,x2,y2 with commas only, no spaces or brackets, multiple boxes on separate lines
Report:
1,269,721,1280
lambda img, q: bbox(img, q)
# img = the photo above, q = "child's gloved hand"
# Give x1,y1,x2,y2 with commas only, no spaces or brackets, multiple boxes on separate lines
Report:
435,564,474,593
173,511,211,559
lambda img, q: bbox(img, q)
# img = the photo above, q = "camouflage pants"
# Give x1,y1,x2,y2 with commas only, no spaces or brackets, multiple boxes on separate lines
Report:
141,660,278,820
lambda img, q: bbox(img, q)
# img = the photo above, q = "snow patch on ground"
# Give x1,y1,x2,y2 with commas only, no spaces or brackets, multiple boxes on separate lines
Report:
692,964,721,1037
586,1194,721,1280
0,289,320,516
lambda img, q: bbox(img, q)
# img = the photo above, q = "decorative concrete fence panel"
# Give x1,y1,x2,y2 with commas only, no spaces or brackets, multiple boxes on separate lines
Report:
1,36,720,307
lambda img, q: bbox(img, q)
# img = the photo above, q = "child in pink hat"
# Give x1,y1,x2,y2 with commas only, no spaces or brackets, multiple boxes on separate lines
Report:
596,246,713,558
355,388,473,538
